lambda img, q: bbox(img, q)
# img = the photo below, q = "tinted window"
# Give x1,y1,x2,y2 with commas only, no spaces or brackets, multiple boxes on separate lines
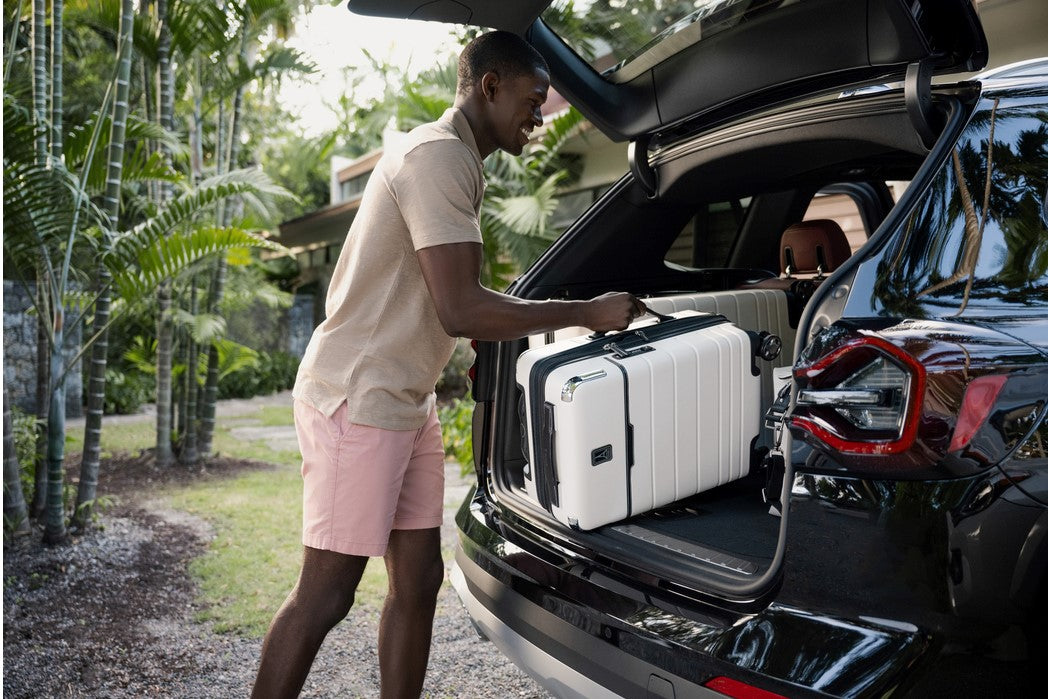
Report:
542,0,789,78
873,94,1048,318
803,192,866,255
665,198,751,268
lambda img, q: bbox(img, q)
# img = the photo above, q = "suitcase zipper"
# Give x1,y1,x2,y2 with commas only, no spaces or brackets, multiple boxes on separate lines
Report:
605,358,635,518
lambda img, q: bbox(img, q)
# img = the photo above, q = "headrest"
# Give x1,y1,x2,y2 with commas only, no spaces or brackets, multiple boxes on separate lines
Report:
780,219,851,276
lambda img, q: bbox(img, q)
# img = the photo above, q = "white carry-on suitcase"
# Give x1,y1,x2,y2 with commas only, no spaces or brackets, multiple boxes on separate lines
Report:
515,310,775,530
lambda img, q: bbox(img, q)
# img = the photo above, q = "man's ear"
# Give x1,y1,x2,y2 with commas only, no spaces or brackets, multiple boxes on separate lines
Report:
479,71,500,102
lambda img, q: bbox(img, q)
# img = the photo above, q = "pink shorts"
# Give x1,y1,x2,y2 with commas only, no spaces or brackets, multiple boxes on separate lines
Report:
294,400,445,557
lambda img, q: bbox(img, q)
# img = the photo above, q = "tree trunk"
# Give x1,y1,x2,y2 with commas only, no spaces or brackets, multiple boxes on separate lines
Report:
34,0,64,521
31,0,47,163
4,390,31,538
154,0,175,467
198,105,226,457
49,0,62,161
199,25,249,457
43,318,67,544
180,281,200,465
30,0,50,519
73,0,134,531
31,281,50,520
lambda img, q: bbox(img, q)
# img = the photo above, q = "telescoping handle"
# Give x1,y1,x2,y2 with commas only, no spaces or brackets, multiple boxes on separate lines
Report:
590,308,674,340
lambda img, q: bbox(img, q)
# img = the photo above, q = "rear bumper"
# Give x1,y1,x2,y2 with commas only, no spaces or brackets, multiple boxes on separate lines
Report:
450,549,723,699
452,483,1020,698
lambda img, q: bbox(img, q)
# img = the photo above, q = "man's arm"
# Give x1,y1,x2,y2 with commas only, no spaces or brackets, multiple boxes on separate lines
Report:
417,242,645,341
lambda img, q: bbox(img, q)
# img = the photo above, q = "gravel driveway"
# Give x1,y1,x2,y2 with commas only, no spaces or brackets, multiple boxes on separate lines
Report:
3,394,551,698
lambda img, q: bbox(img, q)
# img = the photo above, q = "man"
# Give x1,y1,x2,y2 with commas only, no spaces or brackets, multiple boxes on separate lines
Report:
252,30,643,698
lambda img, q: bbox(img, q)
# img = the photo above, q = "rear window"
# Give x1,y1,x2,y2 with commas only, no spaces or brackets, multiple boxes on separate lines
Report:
542,0,789,79
873,98,1048,317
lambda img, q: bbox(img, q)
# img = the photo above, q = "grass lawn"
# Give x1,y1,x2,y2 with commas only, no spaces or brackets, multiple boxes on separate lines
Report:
70,402,392,638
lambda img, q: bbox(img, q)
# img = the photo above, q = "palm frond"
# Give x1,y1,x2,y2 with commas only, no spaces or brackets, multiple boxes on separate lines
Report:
65,112,187,171
489,172,564,239
169,0,230,58
108,168,291,268
3,95,104,276
170,308,227,344
529,106,586,175
215,338,261,381
111,225,287,300
123,336,157,375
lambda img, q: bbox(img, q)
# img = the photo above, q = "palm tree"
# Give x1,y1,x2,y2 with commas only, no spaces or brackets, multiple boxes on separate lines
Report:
198,0,314,459
3,390,30,537
75,0,135,536
154,0,177,466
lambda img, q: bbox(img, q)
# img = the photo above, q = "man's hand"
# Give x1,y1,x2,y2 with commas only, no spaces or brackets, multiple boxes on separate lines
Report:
581,292,647,333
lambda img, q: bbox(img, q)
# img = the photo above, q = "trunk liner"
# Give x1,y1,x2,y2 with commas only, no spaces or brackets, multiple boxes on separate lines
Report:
598,485,779,574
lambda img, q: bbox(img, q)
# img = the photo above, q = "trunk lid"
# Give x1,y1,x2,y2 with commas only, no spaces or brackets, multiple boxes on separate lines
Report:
347,0,987,143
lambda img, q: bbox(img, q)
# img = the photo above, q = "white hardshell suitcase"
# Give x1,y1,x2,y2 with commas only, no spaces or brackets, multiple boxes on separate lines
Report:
516,310,767,530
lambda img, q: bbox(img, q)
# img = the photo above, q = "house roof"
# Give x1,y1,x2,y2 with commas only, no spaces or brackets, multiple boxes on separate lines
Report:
277,197,360,250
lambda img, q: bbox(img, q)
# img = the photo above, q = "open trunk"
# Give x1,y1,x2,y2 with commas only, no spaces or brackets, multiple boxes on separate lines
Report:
480,86,982,597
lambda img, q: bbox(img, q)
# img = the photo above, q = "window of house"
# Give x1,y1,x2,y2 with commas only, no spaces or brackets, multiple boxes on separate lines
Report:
339,172,371,202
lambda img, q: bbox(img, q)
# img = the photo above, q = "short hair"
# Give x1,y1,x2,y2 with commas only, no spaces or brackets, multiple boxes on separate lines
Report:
456,31,548,95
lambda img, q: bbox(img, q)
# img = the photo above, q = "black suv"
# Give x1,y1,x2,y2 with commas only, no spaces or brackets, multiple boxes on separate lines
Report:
354,2,1048,696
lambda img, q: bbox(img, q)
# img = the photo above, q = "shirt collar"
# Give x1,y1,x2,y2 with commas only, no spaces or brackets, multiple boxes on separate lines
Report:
442,107,484,166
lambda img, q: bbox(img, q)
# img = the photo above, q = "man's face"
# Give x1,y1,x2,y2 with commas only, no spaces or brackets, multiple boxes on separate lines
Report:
488,67,550,156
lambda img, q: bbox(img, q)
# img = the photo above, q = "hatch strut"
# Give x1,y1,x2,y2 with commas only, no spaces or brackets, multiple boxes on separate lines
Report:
628,135,658,198
905,59,938,150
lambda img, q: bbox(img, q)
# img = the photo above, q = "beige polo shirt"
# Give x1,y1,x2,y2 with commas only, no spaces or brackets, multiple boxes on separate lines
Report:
292,108,485,430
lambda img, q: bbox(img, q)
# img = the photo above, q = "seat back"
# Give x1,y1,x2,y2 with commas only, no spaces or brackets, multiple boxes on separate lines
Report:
779,219,851,278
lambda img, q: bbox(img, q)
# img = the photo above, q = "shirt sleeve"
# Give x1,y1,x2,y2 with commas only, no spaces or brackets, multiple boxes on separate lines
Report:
391,139,484,251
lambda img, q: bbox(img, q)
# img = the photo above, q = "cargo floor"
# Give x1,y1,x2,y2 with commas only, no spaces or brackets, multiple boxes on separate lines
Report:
598,481,779,576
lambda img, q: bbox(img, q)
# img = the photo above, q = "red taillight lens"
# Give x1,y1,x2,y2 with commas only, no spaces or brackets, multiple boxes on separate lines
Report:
948,373,1008,452
791,336,925,455
704,676,789,699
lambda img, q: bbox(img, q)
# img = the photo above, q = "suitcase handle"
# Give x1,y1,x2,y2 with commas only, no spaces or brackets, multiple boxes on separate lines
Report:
589,308,675,340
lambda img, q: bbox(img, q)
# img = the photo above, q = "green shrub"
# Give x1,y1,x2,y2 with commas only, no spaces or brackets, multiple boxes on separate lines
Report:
103,368,155,415
218,366,259,399
218,349,299,399
268,351,299,392
9,405,40,497
438,397,475,475
436,338,474,400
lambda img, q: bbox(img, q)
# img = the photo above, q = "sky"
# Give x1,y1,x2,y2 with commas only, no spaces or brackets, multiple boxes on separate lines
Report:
281,3,463,136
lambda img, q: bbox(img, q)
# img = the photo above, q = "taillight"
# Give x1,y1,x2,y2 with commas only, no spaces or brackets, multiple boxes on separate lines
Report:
704,676,789,699
948,374,1007,452
789,321,1046,478
791,336,925,455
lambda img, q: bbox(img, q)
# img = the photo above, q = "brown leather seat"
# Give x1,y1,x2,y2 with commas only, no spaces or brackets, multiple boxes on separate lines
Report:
778,219,851,278
742,219,852,307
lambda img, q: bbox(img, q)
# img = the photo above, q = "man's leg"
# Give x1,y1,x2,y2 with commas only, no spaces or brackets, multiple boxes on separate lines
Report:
378,527,445,698
251,546,369,699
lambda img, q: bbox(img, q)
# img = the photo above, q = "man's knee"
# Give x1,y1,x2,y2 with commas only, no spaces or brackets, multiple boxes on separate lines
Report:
292,547,369,626
386,530,444,605
390,556,444,607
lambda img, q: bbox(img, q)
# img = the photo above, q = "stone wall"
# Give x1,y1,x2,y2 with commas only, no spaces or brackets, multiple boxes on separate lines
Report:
3,281,84,417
